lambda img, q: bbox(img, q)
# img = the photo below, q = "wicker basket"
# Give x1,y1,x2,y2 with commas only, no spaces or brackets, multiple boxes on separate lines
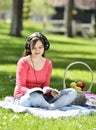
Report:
63,61,94,105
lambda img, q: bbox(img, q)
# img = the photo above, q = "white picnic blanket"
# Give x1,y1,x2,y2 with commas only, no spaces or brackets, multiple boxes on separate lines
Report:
0,96,96,119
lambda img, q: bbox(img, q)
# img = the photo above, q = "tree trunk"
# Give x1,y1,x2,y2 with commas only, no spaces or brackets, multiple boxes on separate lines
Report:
65,0,74,37
10,0,24,37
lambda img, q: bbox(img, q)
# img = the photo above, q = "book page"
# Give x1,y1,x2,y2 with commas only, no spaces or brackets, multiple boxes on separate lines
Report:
27,87,60,95
28,87,43,95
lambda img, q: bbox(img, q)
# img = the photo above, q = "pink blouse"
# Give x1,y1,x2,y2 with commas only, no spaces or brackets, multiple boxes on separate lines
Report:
14,57,52,98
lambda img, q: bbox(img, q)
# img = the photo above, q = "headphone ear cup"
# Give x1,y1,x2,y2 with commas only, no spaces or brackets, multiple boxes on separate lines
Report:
44,39,50,50
40,34,50,50
25,42,30,51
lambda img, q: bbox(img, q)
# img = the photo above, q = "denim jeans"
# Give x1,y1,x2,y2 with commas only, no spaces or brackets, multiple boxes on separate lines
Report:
14,88,77,109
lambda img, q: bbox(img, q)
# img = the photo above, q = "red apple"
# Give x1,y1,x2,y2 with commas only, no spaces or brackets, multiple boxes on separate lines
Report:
77,81,85,90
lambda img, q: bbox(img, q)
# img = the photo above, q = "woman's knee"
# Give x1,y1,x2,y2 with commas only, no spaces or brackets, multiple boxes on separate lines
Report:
60,88,77,100
30,92,44,107
19,94,32,107
18,92,43,107
68,88,77,99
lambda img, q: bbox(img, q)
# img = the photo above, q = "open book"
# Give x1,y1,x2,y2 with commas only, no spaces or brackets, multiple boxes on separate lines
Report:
27,86,60,95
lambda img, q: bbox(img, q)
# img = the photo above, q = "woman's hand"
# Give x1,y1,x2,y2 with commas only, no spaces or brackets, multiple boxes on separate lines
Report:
51,89,60,98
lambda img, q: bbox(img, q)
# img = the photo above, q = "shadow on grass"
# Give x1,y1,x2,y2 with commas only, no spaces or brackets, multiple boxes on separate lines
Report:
50,38,96,46
0,37,24,64
48,49,96,71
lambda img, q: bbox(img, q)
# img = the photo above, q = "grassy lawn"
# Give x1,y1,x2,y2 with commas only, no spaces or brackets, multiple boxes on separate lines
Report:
0,21,96,130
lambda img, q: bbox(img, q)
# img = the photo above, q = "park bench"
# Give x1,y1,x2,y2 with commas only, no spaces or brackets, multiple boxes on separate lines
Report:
43,19,94,37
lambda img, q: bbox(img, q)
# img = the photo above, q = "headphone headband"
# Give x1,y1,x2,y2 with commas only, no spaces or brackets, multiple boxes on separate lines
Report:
25,32,50,51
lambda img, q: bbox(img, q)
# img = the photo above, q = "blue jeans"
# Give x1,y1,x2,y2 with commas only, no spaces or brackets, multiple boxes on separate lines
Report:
14,88,77,109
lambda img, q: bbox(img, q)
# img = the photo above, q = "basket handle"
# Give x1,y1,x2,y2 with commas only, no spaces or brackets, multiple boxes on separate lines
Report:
63,61,94,93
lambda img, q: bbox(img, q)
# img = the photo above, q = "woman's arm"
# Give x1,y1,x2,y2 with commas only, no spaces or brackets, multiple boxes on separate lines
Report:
15,58,29,95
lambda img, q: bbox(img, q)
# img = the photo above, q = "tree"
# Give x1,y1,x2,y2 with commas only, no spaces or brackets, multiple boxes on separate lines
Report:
30,0,55,20
64,0,74,37
0,0,12,20
30,0,55,29
23,0,32,19
10,0,24,37
94,1,96,37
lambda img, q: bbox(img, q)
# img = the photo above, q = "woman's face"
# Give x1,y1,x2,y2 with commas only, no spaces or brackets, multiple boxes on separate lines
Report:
30,40,44,57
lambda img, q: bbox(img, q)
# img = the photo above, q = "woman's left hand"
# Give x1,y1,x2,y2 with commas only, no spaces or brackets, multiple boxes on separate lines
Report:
51,90,60,98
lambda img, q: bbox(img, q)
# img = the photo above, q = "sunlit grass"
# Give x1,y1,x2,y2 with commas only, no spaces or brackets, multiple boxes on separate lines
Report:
0,64,16,71
0,108,96,130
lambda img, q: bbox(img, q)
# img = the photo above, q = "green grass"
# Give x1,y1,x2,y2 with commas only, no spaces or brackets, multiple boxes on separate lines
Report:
0,21,96,130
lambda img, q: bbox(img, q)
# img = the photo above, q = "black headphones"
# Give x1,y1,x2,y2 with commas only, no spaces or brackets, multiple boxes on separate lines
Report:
25,32,50,51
